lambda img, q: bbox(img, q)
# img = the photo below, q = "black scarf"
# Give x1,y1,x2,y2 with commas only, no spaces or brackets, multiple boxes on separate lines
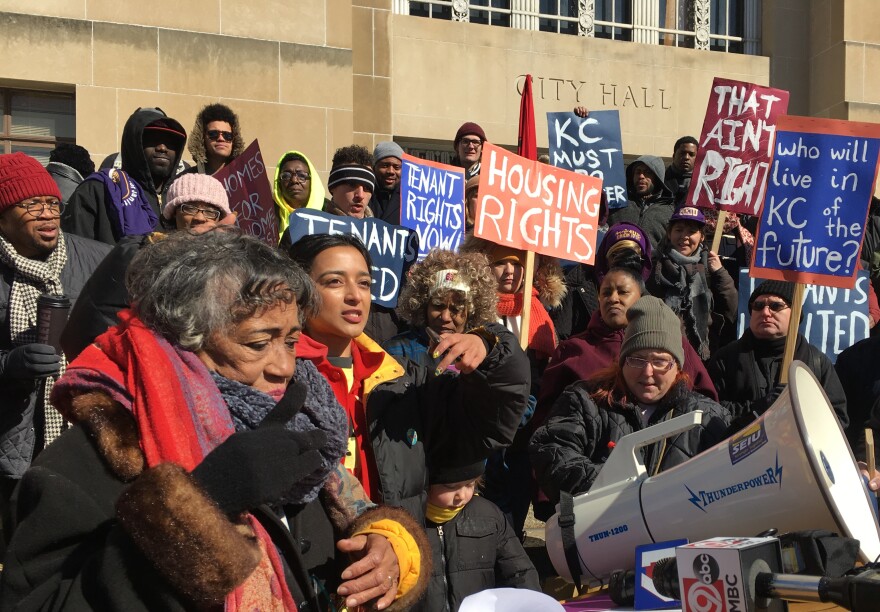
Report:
654,246,712,360
210,358,348,505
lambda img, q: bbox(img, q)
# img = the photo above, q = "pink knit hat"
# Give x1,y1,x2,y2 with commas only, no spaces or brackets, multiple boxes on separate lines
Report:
163,173,231,220
0,153,62,213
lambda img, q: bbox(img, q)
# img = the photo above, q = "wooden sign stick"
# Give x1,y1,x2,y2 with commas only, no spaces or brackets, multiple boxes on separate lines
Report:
778,282,805,385
710,210,728,254
866,429,876,485
520,250,536,350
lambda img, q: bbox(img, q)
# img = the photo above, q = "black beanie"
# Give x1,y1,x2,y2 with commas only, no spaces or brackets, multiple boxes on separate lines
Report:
749,280,795,308
429,459,486,485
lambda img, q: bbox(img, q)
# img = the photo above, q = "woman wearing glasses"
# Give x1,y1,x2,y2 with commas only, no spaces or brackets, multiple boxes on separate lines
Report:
187,103,245,176
273,151,326,236
530,296,732,501
707,280,849,430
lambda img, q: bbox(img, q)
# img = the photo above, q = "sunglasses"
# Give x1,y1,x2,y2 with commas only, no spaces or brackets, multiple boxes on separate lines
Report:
750,299,789,313
206,130,234,142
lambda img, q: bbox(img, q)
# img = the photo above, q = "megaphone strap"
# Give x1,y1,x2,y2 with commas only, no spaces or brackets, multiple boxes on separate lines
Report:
560,491,583,595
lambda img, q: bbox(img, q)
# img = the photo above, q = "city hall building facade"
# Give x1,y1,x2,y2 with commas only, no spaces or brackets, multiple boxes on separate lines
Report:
0,1,876,179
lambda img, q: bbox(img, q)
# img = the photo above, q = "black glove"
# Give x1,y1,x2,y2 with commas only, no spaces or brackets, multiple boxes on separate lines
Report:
0,344,61,379
192,427,326,515
192,381,326,514
754,383,787,415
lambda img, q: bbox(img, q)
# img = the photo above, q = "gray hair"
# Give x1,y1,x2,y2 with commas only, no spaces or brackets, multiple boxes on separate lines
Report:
126,229,318,351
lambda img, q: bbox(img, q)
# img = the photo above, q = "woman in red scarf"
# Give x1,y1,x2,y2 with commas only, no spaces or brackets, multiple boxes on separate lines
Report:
1,230,429,611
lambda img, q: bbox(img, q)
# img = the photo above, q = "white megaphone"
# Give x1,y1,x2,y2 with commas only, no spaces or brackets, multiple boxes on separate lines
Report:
545,360,880,585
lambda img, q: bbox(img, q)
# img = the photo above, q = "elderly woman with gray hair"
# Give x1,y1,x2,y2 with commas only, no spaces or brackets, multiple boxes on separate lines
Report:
385,249,498,372
1,230,429,611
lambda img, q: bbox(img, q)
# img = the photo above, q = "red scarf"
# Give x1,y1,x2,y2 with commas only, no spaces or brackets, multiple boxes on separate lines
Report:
54,310,296,610
496,288,557,360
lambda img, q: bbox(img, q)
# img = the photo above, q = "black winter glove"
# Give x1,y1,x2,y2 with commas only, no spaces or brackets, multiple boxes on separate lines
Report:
754,383,787,415
192,381,327,515
0,344,61,379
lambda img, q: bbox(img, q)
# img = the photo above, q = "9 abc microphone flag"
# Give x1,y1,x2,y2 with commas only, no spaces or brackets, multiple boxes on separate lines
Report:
675,537,785,612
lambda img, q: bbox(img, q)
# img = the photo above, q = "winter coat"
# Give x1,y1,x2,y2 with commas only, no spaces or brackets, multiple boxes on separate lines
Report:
836,334,880,462
664,163,691,206
412,496,541,612
536,309,719,429
606,155,675,249
372,183,402,225
296,325,530,521
0,232,110,478
384,328,441,373
0,388,429,611
708,329,849,429
186,114,245,173
46,161,84,205
646,243,738,360
529,380,731,502
550,263,599,341
60,233,154,361
62,109,185,245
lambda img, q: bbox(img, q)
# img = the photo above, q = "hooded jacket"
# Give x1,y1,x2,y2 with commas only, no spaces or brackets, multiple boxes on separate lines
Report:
272,150,326,236
186,115,245,173
607,155,675,249
62,109,186,245
46,161,84,205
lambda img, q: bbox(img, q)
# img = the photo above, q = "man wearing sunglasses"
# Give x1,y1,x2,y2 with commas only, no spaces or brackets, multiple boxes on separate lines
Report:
187,103,244,176
708,279,849,430
63,107,187,245
0,153,110,533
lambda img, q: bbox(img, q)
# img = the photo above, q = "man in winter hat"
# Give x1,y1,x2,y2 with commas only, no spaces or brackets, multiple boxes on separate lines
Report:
0,152,110,527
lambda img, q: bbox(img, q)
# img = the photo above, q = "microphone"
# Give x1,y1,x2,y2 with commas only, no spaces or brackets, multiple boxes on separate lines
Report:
652,546,880,611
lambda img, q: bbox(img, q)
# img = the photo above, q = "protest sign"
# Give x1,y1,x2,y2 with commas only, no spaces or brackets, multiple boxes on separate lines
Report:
400,153,465,260
736,270,871,363
547,110,628,209
474,143,602,264
688,78,789,216
287,209,418,307
750,116,880,289
214,139,278,245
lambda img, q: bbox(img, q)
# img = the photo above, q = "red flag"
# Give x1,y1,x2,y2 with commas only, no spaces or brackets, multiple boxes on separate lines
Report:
517,74,537,161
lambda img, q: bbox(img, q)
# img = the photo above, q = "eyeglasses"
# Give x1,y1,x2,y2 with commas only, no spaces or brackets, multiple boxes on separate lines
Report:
750,299,789,313
624,355,676,373
179,203,222,220
459,138,482,149
280,171,311,184
15,199,65,218
206,130,234,142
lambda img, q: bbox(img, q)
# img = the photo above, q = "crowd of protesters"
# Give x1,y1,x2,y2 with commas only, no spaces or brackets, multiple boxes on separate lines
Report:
0,100,880,610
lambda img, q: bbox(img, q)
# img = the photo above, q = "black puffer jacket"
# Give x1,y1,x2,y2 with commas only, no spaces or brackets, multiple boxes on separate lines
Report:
836,334,880,463
0,232,110,478
62,109,185,245
550,263,599,341
412,496,540,612
529,381,731,502
708,330,849,429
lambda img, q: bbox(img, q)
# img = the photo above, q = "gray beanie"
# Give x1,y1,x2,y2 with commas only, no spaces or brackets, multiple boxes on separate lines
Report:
620,296,685,367
373,141,404,164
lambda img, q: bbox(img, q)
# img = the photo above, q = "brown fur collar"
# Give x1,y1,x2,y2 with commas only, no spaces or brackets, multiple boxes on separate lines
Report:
68,391,145,481
348,505,433,611
187,117,245,165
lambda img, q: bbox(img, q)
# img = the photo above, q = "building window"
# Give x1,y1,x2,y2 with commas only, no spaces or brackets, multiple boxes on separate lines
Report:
595,0,632,41
710,0,744,53
1,89,75,164
539,0,579,35
471,0,511,27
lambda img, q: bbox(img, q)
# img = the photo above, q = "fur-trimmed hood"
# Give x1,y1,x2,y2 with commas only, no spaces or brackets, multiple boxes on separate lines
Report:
460,233,567,309
187,114,245,166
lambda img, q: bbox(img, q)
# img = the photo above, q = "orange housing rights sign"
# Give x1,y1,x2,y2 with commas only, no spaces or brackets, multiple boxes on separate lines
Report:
474,143,602,264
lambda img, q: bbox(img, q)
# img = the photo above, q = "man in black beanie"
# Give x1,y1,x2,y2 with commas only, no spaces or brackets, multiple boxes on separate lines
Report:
707,279,848,428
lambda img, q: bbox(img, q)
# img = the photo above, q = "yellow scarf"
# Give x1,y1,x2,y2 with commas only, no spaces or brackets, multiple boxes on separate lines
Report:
426,502,465,524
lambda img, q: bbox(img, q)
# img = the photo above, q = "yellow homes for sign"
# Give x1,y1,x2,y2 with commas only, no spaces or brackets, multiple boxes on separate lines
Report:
474,143,602,264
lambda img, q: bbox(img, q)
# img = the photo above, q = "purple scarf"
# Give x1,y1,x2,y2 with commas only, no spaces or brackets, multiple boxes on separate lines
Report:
87,169,158,239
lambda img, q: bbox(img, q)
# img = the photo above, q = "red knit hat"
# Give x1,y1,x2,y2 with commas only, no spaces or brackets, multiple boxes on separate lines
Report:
0,153,62,214
454,122,487,147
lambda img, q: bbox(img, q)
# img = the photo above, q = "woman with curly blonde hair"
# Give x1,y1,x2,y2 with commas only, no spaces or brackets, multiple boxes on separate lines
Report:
385,250,498,372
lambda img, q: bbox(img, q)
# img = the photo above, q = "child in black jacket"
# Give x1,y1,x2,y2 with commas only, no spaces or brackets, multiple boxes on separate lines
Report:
414,458,541,611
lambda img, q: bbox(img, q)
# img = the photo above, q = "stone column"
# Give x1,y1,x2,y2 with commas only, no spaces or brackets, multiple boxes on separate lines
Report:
632,0,660,45
691,0,710,50
393,0,409,15
512,0,539,30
